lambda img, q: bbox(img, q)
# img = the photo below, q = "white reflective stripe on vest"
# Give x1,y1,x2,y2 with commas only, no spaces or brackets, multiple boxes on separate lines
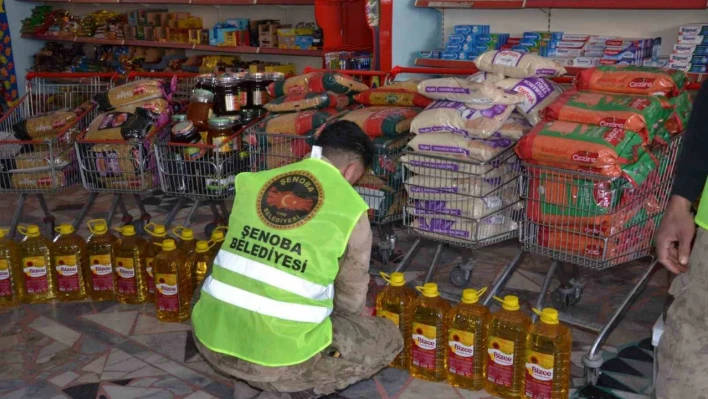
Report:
214,249,334,301
201,276,332,324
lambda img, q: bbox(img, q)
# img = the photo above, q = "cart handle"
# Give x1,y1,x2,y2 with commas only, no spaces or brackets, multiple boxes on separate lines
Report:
26,72,118,80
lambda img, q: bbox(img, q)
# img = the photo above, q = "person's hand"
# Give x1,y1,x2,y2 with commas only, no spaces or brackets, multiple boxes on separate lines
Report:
656,195,696,274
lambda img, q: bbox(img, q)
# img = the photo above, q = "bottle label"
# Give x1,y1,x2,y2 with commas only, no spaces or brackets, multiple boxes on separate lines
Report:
146,258,155,295
524,350,555,399
411,322,438,370
378,309,400,327
224,94,239,112
54,255,80,292
155,273,179,313
448,328,475,377
22,256,48,294
252,90,269,106
115,257,137,295
238,90,248,107
0,259,12,297
89,255,114,291
487,336,515,388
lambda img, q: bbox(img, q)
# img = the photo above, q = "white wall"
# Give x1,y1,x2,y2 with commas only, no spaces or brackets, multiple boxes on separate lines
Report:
392,0,441,67
5,0,44,97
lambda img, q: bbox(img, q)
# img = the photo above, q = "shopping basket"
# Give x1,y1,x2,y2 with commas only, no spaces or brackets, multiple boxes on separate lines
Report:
0,72,114,238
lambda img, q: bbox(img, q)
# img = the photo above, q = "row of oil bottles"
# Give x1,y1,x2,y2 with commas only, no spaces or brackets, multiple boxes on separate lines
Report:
376,272,572,399
0,220,227,323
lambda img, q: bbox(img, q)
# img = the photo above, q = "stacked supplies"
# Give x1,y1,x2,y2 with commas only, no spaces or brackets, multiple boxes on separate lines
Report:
441,25,511,61
535,34,662,68
668,23,708,73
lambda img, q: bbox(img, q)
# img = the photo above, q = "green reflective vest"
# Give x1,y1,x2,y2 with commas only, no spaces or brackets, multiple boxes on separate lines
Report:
192,157,368,367
696,178,708,230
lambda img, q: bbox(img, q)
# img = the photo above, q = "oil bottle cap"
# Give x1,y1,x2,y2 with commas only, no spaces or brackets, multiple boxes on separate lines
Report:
380,272,406,287
115,225,136,236
210,226,227,242
494,295,520,311
461,287,487,304
195,240,212,253
0,228,7,238
173,226,194,241
145,222,167,238
533,308,559,325
156,239,177,251
55,224,75,235
416,283,439,298
87,219,108,235
18,225,41,238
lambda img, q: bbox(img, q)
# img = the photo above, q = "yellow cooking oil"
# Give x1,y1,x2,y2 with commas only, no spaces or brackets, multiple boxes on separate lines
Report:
143,222,168,302
114,225,148,304
188,240,214,290
52,224,87,301
410,283,450,382
485,295,532,398
523,308,572,399
446,287,490,391
85,219,118,301
0,228,23,305
173,226,197,255
375,272,417,369
17,225,56,303
208,226,227,259
153,239,190,322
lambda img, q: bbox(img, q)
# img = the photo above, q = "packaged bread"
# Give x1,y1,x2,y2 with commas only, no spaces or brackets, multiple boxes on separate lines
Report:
418,78,523,105
85,107,159,141
354,80,433,108
474,51,567,78
14,150,71,170
93,79,175,111
268,72,369,98
12,104,90,141
11,170,66,190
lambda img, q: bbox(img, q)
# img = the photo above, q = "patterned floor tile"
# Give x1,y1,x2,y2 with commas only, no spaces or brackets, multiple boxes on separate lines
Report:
339,378,381,399
29,316,82,347
81,354,108,374
133,314,191,335
48,371,80,388
130,331,189,363
82,310,139,336
374,367,411,397
455,387,497,399
397,379,460,399
102,384,174,399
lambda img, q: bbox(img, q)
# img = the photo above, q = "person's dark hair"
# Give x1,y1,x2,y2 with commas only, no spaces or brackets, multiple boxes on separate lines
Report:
314,120,374,167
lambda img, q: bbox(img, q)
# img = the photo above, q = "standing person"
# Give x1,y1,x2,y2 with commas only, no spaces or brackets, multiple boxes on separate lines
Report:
191,121,403,399
655,81,708,399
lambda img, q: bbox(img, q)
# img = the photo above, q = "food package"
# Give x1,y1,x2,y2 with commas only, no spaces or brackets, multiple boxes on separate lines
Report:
339,107,421,138
93,78,175,111
264,92,354,113
85,107,159,141
13,106,88,141
409,212,518,244
409,132,513,163
515,121,646,171
496,77,563,124
496,113,533,140
664,91,693,136
410,101,514,139
405,174,500,200
267,72,369,98
474,50,567,78
14,150,71,170
264,109,338,135
543,90,673,143
11,170,67,190
466,71,505,84
401,153,513,178
575,66,688,97
353,80,433,108
417,77,523,105
407,194,510,220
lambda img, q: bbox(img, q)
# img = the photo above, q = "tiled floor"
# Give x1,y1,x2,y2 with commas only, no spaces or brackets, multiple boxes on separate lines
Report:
0,187,670,399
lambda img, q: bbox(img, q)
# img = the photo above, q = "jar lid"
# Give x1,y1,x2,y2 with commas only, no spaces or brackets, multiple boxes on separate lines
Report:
191,89,215,101
208,117,234,128
196,73,215,82
249,72,267,81
216,75,239,85
268,72,286,81
225,115,242,125
172,121,195,136
171,114,187,123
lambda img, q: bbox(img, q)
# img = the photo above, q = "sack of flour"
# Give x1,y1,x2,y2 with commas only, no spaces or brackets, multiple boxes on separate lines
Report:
418,78,523,105
474,51,567,79
496,77,563,124
411,101,514,139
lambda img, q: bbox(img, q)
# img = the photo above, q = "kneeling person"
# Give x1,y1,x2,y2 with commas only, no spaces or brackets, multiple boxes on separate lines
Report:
191,121,403,398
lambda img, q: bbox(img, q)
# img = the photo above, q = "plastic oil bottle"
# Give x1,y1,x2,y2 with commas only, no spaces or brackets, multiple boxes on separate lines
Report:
375,272,417,369
52,224,88,301
114,225,148,304
153,239,190,322
17,225,56,303
208,226,227,259
485,295,531,398
188,240,214,290
446,287,490,391
0,228,23,306
85,219,117,301
522,308,572,399
173,226,197,255
410,283,450,382
143,222,168,302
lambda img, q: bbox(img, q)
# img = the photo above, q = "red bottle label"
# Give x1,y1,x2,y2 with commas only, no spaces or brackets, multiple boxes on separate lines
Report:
156,273,179,312
22,256,48,294
524,350,554,399
487,336,515,388
55,255,80,292
115,257,137,295
0,259,13,297
89,255,114,291
411,322,438,370
448,328,474,377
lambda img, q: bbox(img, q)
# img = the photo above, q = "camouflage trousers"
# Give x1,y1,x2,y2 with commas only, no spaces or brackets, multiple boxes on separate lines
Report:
194,312,403,398
656,228,708,399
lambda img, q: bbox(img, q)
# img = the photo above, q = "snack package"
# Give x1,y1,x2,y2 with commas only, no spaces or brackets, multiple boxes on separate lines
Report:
354,80,432,108
411,101,514,139
93,78,175,111
575,66,688,97
268,72,369,98
515,121,646,170
496,113,533,140
13,106,88,141
85,107,159,141
264,92,353,113
543,90,673,143
264,109,338,135
664,91,693,135
474,51,567,78
339,107,421,138
496,77,563,124
417,78,523,105
409,132,513,162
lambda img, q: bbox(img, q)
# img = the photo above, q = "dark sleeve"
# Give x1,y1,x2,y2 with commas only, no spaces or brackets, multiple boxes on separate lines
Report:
671,80,708,202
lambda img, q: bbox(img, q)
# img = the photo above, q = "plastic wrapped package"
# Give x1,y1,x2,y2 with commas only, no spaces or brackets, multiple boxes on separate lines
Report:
575,66,688,97
408,132,514,163
13,104,90,141
417,78,523,105
496,77,563,124
93,78,175,111
339,107,421,138
408,211,519,245
410,101,514,139
354,80,433,108
474,51,567,78
264,92,354,113
267,72,369,98
264,109,338,135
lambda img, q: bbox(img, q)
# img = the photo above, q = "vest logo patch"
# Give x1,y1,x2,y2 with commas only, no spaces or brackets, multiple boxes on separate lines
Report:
257,170,323,230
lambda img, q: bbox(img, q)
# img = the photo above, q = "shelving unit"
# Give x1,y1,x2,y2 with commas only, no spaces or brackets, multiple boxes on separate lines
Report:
19,0,314,4
414,0,708,9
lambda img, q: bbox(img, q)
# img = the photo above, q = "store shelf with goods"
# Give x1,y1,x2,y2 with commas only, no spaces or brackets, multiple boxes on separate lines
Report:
415,0,706,8
415,0,524,9
19,0,314,4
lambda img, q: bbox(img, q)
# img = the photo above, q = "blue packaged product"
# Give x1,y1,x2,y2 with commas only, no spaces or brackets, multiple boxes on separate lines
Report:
448,35,466,44
225,18,249,30
523,31,563,42
520,39,557,50
453,25,490,35
667,61,708,73
441,51,478,61
418,50,442,59
673,44,708,55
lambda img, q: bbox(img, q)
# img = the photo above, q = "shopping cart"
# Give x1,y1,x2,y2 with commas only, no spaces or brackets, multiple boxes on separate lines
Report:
0,72,114,238
125,71,198,103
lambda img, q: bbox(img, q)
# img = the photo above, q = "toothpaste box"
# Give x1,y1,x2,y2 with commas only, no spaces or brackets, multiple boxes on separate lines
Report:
448,33,509,48
679,24,708,36
643,57,669,68
441,51,478,61
522,31,563,42
552,47,585,57
603,48,644,61
560,34,590,41
507,37,522,45
418,50,442,59
599,58,642,66
453,25,490,35
548,57,572,67
587,35,623,44
583,50,604,58
570,57,601,67
519,40,557,49
673,44,708,55
667,61,708,73
678,35,708,45
555,41,588,49
669,53,708,64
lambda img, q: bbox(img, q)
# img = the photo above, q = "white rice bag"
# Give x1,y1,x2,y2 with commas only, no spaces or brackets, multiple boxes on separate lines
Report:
466,71,505,84
404,175,500,200
401,154,508,178
496,113,533,140
417,77,523,105
408,213,518,244
496,77,563,124
474,50,567,79
409,132,514,163
410,101,514,139
406,196,502,220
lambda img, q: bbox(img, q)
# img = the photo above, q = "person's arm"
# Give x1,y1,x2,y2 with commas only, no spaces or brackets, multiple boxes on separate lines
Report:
333,214,372,315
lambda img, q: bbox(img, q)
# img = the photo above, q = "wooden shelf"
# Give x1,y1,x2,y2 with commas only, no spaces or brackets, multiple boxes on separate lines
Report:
21,0,314,4
415,0,706,8
22,34,324,57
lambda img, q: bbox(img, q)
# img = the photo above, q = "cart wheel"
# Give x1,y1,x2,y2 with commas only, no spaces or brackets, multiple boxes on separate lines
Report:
569,289,582,305
204,223,217,239
551,289,571,311
450,266,471,288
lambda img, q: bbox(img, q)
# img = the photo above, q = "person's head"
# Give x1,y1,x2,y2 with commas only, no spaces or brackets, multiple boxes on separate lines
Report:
314,120,374,184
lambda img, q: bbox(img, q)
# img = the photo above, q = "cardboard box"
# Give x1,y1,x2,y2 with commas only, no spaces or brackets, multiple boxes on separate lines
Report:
453,25,490,35
210,25,238,46
418,50,442,59
441,51,477,60
669,53,708,64
678,35,708,45
679,24,708,36
259,32,277,48
523,31,563,42
226,18,250,31
189,29,201,44
667,61,708,73
673,44,708,55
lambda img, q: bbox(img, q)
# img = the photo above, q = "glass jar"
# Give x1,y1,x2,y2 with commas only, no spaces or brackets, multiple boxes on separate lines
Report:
214,74,247,116
248,72,271,108
195,74,216,93
171,120,206,161
207,117,235,155
187,89,214,133
240,108,259,126
171,114,187,124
